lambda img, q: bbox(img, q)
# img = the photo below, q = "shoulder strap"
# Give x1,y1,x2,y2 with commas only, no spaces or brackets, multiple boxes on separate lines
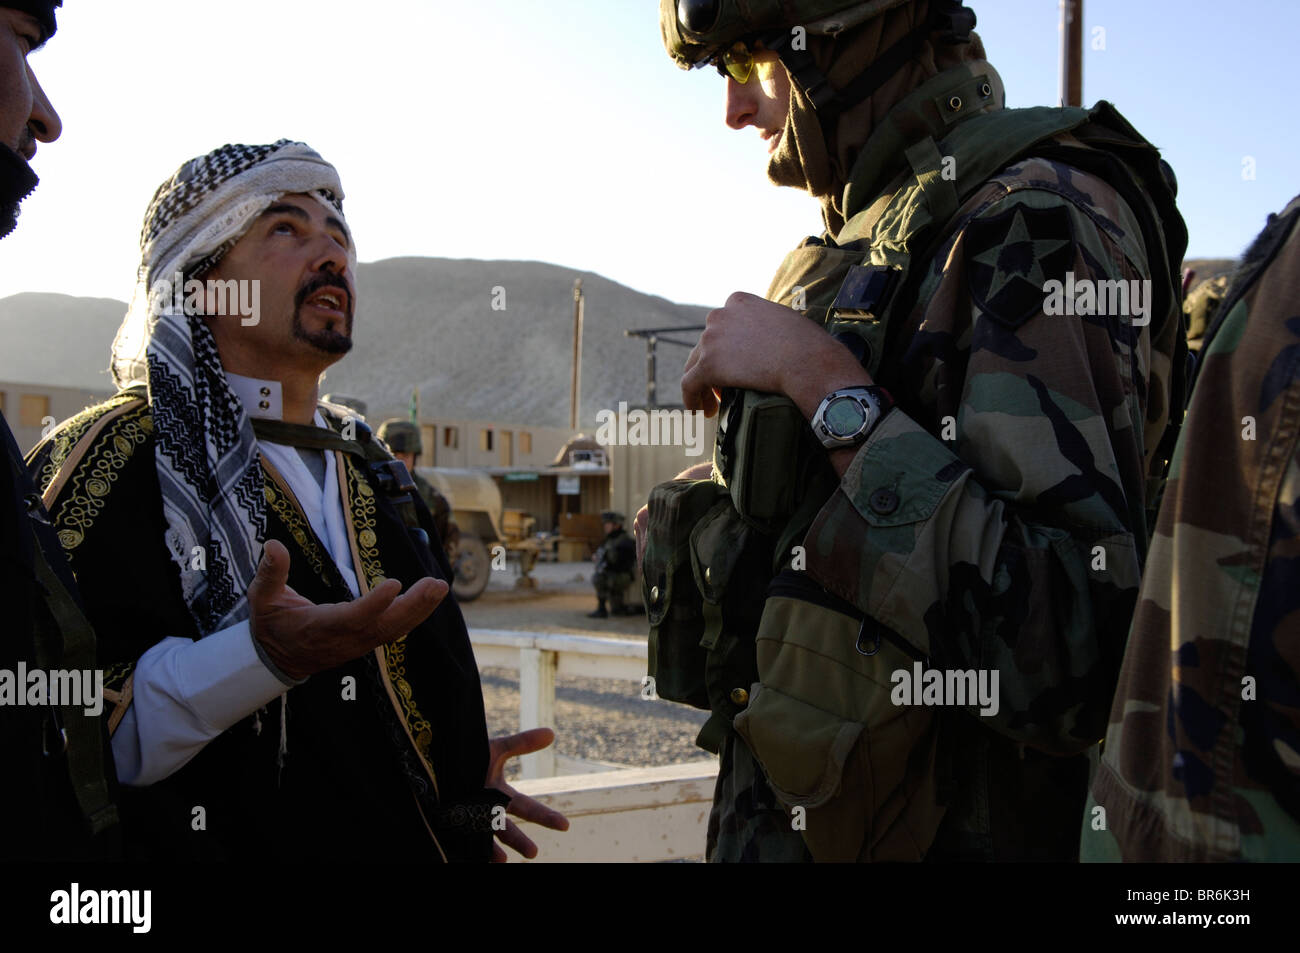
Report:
28,536,120,837
258,411,425,534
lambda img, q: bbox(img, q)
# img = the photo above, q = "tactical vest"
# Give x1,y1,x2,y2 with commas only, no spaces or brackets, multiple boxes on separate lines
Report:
642,76,1187,861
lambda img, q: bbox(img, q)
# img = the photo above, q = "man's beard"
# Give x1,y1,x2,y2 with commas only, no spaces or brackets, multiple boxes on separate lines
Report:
0,144,39,241
292,273,354,355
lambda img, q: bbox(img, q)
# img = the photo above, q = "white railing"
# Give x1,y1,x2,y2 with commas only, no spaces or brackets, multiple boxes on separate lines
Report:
470,628,720,861
469,628,649,778
512,761,719,862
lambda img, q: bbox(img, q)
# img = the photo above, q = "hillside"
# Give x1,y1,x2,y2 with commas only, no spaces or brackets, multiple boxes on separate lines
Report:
0,254,1243,427
0,258,709,428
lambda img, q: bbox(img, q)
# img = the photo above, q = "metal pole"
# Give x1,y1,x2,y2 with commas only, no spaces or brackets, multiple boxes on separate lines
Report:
646,335,658,407
571,278,584,431
1059,0,1083,107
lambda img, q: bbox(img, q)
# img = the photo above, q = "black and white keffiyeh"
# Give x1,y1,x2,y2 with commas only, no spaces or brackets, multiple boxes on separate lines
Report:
109,140,356,636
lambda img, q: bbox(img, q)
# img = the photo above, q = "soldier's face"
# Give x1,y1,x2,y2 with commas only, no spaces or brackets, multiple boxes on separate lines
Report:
724,51,790,156
204,192,356,373
0,10,61,159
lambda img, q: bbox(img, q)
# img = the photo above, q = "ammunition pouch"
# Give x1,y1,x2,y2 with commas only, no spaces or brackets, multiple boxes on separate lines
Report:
643,479,727,710
733,570,947,862
643,479,772,751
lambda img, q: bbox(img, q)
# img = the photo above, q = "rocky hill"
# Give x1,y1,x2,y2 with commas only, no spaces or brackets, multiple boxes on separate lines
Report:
0,258,709,428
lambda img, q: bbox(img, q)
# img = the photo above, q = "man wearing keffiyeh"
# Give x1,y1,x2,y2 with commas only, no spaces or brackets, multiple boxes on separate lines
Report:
29,140,568,861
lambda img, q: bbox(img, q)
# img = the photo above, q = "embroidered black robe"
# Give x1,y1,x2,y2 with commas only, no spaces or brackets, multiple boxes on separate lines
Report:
28,396,501,861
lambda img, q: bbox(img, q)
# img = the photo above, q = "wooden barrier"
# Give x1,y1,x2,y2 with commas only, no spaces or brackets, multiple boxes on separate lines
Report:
470,628,648,779
512,761,719,863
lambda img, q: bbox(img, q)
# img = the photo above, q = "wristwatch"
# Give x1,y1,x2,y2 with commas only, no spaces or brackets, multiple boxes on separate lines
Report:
810,386,894,450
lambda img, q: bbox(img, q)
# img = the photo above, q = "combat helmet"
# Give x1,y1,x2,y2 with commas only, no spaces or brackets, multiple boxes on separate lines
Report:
377,419,422,455
661,0,975,125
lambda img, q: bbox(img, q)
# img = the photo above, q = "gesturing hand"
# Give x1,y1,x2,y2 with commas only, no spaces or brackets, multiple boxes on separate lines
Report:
484,728,570,862
249,539,448,681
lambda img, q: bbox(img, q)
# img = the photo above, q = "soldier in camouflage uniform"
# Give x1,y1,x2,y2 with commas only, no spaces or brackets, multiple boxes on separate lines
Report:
651,0,1187,861
1082,195,1300,862
589,511,638,618
376,418,459,556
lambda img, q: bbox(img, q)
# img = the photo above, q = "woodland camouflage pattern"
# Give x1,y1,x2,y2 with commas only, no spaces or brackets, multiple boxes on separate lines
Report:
761,67,1185,860
1082,195,1300,862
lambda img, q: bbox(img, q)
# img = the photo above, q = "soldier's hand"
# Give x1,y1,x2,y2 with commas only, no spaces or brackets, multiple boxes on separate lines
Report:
634,505,649,567
682,291,869,416
635,462,713,567
249,539,447,681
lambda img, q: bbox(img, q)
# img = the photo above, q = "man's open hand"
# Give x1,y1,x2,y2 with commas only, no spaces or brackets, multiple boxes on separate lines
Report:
249,539,447,681
484,728,570,862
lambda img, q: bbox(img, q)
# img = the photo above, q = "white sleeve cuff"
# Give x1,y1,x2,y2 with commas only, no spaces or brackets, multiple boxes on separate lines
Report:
111,622,293,787
172,621,296,732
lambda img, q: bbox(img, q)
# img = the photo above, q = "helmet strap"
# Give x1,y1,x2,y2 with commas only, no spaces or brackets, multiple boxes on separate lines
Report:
766,1,976,130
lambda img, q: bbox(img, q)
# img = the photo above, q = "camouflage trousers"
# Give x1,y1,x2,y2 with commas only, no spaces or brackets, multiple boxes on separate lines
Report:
706,730,813,863
592,570,632,609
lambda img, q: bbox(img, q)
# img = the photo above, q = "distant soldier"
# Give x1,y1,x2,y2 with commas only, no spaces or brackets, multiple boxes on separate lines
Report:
376,418,458,555
589,511,637,618
1183,272,1231,351
1083,195,1300,862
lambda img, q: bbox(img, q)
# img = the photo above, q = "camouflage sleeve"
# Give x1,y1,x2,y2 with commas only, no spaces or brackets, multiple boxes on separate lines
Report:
803,174,1168,756
1084,195,1300,862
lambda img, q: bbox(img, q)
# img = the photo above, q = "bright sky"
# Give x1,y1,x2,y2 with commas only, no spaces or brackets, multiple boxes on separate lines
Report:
0,0,1294,309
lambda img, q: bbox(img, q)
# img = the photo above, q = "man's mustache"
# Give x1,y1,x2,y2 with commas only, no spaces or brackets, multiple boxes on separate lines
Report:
16,128,35,161
295,273,353,317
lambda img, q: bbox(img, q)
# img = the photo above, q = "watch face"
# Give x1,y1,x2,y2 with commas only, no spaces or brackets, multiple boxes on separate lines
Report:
825,395,868,437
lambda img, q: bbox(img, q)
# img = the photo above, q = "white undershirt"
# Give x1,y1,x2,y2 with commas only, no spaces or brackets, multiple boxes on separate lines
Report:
111,373,362,787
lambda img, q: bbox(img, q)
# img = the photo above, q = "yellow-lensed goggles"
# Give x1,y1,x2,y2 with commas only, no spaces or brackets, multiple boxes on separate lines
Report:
714,42,756,84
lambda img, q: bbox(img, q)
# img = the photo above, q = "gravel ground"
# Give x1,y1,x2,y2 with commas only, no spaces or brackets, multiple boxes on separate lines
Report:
461,561,711,775
479,667,709,773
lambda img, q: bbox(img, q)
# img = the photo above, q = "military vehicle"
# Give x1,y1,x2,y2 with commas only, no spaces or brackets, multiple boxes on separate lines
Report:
419,467,539,601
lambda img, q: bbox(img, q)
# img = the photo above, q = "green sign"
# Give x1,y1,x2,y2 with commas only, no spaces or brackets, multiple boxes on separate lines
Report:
504,472,540,482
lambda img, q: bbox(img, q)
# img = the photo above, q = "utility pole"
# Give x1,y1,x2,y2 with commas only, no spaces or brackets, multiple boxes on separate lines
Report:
571,278,584,431
1059,0,1083,107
